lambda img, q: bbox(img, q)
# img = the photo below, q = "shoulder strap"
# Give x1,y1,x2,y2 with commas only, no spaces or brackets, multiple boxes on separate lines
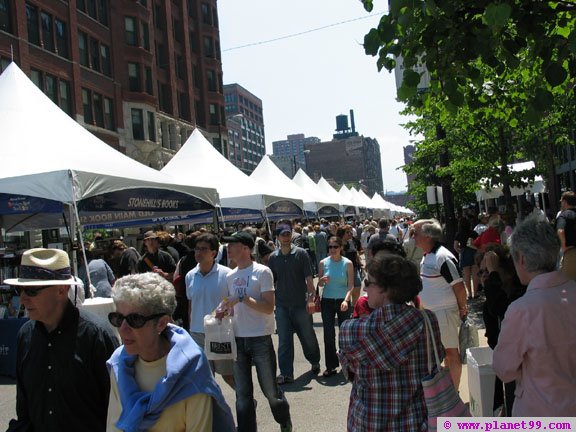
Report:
421,310,442,374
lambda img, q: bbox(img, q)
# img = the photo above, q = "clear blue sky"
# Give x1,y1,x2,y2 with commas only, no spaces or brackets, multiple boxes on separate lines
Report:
218,0,417,193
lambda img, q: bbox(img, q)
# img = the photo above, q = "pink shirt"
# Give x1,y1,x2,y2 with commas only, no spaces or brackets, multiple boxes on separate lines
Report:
493,271,576,416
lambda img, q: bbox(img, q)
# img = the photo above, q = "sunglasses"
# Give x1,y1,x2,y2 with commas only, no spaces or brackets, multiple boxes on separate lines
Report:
108,312,165,329
16,285,53,297
363,278,377,287
328,245,340,249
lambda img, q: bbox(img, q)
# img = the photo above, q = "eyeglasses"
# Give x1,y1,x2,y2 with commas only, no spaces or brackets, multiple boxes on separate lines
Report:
363,278,377,287
328,245,340,249
15,285,53,297
194,246,212,252
108,312,165,329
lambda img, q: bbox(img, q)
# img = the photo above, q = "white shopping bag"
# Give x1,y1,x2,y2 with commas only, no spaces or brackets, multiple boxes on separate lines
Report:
203,314,237,361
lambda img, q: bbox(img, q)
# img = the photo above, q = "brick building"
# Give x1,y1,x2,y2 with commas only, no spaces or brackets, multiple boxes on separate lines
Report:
0,0,226,168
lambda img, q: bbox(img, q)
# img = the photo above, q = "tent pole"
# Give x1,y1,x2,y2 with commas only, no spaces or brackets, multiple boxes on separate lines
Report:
218,206,226,229
69,173,92,298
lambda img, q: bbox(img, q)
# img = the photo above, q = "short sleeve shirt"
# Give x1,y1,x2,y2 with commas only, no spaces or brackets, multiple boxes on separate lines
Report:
226,262,275,337
419,243,462,311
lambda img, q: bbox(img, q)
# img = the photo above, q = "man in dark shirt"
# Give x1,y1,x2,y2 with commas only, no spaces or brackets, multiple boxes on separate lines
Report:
268,221,320,384
137,230,176,280
5,248,119,432
557,191,576,280
111,240,141,277
366,218,398,259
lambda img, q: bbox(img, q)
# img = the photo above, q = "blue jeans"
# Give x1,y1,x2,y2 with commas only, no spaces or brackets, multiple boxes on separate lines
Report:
321,298,351,370
275,304,321,377
234,335,291,432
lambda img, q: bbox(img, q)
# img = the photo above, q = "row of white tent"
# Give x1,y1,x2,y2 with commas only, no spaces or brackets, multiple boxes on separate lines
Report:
0,62,412,235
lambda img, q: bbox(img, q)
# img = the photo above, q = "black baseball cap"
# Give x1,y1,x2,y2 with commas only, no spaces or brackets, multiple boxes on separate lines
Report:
221,231,255,249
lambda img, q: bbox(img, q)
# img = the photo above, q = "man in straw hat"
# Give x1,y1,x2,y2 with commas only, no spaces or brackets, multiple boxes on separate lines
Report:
5,248,119,432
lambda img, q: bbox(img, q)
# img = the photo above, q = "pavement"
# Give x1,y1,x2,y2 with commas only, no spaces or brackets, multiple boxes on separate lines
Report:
0,296,489,432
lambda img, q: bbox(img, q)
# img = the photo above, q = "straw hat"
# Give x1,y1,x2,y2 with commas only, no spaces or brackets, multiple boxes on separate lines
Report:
4,248,77,286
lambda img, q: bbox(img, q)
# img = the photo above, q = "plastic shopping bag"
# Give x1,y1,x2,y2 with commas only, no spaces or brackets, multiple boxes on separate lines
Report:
203,314,236,361
459,316,479,364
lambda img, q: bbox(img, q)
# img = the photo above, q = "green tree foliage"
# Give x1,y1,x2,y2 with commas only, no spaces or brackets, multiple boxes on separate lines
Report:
361,0,575,121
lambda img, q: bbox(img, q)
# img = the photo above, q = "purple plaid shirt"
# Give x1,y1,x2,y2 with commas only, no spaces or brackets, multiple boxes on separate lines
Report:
338,304,444,432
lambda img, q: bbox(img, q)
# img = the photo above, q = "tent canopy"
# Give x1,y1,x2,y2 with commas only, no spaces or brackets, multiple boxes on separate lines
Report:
292,169,339,214
475,161,545,201
163,130,300,212
0,63,218,207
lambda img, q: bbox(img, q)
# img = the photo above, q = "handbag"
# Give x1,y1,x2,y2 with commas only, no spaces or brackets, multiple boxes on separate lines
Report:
459,315,479,364
313,284,321,313
203,314,237,361
421,310,470,430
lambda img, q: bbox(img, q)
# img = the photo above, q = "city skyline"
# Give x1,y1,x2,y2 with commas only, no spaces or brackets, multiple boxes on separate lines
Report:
218,0,417,193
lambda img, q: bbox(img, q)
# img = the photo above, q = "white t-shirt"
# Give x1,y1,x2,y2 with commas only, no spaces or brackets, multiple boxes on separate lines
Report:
226,262,275,337
419,244,462,311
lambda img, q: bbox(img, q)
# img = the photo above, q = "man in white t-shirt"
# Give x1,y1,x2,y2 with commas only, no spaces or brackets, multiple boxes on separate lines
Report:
413,219,468,390
219,231,292,432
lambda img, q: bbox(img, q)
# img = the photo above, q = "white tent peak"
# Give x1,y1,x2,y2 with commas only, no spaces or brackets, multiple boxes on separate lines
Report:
0,63,218,205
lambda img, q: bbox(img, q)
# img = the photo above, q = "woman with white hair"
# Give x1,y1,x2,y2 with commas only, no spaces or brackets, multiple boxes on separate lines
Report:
106,272,234,432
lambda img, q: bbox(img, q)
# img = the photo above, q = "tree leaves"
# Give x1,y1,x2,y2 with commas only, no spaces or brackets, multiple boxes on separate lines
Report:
545,62,568,86
483,3,512,30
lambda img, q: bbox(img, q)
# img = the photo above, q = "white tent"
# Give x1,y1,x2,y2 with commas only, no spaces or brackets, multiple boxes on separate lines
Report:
339,185,359,214
162,130,293,217
475,161,546,201
292,169,339,215
352,188,376,209
370,193,391,210
316,177,344,210
249,155,308,217
0,63,218,208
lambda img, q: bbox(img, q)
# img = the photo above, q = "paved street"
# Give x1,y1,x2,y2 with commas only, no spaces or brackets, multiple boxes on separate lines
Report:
0,304,485,432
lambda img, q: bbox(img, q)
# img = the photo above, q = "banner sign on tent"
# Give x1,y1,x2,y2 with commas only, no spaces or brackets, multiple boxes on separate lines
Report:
79,188,209,213
0,194,63,215
343,206,357,216
266,200,303,217
318,206,340,218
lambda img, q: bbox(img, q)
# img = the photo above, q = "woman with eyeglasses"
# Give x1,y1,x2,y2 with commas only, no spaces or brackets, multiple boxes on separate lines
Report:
317,236,354,377
338,253,444,431
106,272,234,432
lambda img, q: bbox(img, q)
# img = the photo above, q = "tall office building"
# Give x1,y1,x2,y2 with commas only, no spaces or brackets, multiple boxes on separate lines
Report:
224,83,264,174
0,0,226,168
403,144,416,189
271,133,320,178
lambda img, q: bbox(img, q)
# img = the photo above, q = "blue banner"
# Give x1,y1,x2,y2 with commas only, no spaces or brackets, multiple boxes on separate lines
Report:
266,200,303,219
318,206,340,218
0,194,63,215
79,188,209,213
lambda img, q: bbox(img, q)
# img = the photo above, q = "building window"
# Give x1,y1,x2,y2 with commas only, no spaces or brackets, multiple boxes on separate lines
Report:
212,6,218,28
187,0,196,17
193,64,201,88
0,0,12,34
59,80,72,115
128,63,141,92
175,55,184,79
104,97,115,131
139,0,147,6
189,30,198,53
209,103,217,125
45,74,57,103
131,109,144,140
153,3,164,30
100,44,111,76
0,57,10,73
203,36,213,58
201,3,211,25
157,43,166,69
26,3,40,46
82,88,93,124
93,92,104,127
173,19,183,43
89,37,100,71
77,0,107,26
125,17,137,46
147,111,156,142
145,66,153,95
158,82,171,113
206,70,216,92
178,91,190,121
141,22,150,50
78,31,88,66
40,12,54,51
55,19,68,58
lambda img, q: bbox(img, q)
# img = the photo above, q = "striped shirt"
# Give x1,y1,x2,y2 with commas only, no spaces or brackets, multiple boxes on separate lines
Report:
419,243,462,311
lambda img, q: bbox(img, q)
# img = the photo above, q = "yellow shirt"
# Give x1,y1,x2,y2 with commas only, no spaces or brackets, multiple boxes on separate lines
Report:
107,354,213,432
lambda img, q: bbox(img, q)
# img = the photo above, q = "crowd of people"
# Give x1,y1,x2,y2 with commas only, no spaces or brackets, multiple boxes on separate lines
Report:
4,194,576,431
